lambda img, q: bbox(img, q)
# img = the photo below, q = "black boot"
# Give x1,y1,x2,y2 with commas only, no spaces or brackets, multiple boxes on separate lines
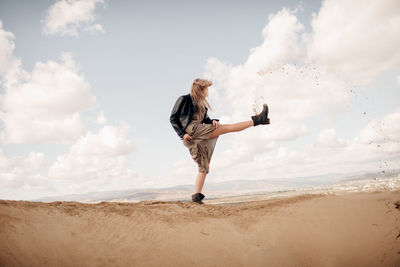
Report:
251,103,270,126
191,193,205,204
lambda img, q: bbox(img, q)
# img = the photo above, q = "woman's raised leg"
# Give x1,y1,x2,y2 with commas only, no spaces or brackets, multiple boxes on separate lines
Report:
209,120,254,139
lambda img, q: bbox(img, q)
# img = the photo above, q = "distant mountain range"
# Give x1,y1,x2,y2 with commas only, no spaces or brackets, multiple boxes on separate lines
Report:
34,169,399,203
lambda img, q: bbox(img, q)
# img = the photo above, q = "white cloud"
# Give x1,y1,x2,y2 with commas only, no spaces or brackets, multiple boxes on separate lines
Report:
198,3,400,183
206,8,350,124
48,124,152,194
396,75,400,85
0,52,96,144
1,17,97,144
0,18,153,200
164,158,198,187
0,20,25,89
84,23,105,34
0,124,154,200
315,129,347,148
208,108,400,182
42,0,105,36
203,8,352,175
96,110,107,124
357,107,400,145
291,109,400,174
307,0,400,85
0,149,45,188
0,20,16,77
246,8,304,72
0,148,53,200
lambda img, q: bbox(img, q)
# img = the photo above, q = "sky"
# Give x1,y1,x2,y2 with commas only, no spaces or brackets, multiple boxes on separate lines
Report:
0,0,399,200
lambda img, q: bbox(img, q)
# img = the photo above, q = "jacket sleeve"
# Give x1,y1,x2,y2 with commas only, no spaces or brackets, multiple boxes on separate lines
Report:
202,109,219,124
170,96,187,138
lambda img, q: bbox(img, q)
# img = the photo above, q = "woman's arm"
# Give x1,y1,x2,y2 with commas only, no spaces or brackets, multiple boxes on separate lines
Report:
202,110,219,124
170,96,187,138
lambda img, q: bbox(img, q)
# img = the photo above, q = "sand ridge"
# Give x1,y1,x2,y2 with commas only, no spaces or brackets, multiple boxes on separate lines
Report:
1,191,399,266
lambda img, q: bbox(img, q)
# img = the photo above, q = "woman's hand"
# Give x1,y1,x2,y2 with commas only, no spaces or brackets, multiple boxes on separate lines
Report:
212,120,220,128
183,133,192,141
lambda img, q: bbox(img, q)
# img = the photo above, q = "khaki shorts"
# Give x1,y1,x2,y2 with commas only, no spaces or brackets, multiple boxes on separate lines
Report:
183,120,218,174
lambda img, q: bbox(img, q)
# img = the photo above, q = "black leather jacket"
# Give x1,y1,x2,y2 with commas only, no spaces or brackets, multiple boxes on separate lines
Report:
170,93,219,139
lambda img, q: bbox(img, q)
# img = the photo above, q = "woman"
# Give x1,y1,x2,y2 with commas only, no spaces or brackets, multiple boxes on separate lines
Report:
170,78,270,204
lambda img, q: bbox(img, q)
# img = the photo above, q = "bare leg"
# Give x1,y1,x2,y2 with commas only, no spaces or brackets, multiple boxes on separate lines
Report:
194,172,207,193
209,120,254,139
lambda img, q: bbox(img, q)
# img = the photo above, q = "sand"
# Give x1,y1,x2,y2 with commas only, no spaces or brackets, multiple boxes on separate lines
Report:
1,190,399,267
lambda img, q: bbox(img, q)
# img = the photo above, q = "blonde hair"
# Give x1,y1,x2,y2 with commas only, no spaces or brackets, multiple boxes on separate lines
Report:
190,78,212,118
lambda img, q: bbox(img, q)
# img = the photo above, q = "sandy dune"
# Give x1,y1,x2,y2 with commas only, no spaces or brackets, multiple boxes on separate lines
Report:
1,190,400,267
